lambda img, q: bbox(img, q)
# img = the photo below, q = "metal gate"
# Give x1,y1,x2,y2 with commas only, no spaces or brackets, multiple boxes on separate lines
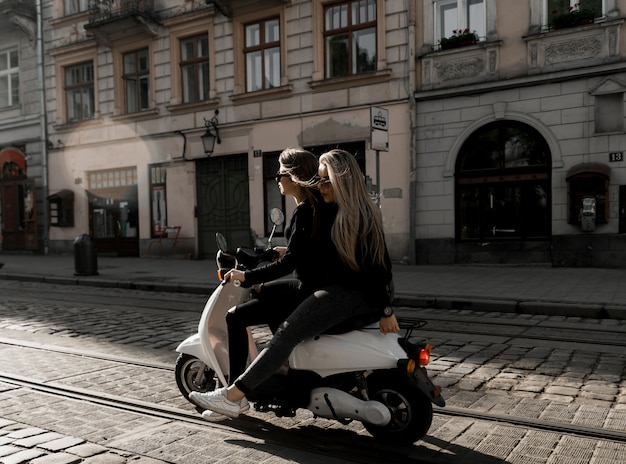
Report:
196,154,250,258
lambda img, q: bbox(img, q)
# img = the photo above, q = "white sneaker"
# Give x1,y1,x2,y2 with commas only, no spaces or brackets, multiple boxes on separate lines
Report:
189,387,245,419
201,399,250,422
201,410,228,422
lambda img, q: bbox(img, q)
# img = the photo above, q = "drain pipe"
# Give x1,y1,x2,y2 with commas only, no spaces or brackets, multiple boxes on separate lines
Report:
36,0,49,254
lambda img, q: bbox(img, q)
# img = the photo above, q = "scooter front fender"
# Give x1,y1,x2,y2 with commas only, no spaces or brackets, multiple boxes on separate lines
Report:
176,334,205,361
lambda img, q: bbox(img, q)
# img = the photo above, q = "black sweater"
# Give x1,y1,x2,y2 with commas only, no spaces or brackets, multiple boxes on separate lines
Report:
318,204,393,315
242,200,320,289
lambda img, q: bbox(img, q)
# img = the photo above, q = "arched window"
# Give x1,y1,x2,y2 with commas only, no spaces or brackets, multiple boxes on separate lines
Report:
456,121,551,241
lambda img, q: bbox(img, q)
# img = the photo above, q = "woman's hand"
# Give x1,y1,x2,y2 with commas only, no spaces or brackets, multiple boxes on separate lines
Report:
273,246,287,259
224,269,246,286
379,314,400,334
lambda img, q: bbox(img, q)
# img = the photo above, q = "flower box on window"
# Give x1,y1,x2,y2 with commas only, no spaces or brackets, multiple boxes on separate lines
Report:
551,3,596,30
439,29,479,50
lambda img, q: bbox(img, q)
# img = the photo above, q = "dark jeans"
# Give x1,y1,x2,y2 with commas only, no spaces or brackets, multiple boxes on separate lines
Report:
226,279,310,383
234,284,377,394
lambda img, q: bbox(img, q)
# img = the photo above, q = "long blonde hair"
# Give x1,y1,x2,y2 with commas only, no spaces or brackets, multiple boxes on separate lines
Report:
318,149,387,271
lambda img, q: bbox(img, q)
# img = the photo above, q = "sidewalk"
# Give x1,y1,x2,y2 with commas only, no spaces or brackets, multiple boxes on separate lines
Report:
2,253,626,320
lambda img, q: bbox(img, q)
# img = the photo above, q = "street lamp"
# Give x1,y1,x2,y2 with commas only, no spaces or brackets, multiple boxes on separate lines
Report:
201,109,221,154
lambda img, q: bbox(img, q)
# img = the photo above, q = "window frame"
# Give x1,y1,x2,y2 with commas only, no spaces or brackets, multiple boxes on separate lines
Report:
180,34,211,104
244,17,281,92
0,47,19,109
165,11,217,109
64,0,88,16
434,0,486,45
311,0,386,85
51,44,98,125
541,0,607,28
232,7,287,97
122,48,151,114
323,0,377,79
64,61,95,122
112,39,154,117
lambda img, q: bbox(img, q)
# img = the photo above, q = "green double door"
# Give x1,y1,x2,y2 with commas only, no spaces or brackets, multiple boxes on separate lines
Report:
196,154,251,259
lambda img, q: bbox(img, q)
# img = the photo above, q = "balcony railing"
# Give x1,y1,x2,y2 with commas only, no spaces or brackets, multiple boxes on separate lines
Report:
87,0,154,24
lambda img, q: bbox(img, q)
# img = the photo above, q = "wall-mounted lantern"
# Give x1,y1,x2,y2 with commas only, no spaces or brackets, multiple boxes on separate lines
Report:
201,109,222,154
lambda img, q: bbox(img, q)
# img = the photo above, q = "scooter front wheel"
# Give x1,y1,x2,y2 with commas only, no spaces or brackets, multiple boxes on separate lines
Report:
363,370,433,445
175,353,218,402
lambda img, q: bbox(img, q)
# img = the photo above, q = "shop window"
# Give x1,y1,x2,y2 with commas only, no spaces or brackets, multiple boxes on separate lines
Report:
456,121,551,241
48,189,74,227
87,167,138,241
150,164,167,237
566,162,609,224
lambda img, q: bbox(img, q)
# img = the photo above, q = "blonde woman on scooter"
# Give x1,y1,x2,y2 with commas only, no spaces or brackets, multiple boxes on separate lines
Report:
190,148,400,419
198,147,323,421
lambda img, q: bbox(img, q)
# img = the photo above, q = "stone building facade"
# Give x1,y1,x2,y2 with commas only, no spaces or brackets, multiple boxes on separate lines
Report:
3,0,626,268
414,0,626,267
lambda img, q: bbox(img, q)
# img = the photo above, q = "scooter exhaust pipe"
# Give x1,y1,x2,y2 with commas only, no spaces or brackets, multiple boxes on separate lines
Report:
308,387,391,426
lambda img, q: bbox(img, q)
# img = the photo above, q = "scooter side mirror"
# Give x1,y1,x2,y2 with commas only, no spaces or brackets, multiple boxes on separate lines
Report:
215,232,228,252
267,208,285,249
270,208,285,226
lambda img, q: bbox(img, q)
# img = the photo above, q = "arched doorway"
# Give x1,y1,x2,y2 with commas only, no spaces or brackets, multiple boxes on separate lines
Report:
456,121,551,242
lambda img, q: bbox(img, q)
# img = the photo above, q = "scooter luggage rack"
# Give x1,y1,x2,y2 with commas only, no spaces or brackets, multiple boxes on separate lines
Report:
396,317,428,340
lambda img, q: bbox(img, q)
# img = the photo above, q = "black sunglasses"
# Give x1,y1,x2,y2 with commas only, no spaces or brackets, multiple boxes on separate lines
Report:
275,172,290,182
313,175,332,189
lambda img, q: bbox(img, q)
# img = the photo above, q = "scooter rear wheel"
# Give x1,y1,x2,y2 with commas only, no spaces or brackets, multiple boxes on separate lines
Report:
363,370,433,445
175,353,218,402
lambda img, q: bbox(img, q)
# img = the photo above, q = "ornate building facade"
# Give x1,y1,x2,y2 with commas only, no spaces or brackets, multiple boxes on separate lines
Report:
3,0,626,267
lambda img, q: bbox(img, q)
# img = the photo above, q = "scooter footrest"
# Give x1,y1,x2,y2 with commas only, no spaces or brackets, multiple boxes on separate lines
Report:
254,402,296,417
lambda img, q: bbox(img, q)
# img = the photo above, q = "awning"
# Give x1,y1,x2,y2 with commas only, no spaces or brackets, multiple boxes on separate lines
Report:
47,189,74,201
566,162,610,180
0,147,27,176
87,186,138,202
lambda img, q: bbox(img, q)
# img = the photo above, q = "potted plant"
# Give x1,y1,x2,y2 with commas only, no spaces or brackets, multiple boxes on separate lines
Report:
551,3,596,29
439,29,479,50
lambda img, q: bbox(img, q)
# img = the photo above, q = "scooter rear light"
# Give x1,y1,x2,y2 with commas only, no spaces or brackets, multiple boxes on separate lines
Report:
418,344,432,366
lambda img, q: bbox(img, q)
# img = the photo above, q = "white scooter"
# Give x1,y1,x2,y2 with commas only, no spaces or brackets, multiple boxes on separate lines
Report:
175,210,445,444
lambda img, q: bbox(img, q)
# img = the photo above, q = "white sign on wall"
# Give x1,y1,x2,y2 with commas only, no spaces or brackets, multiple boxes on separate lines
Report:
370,106,389,151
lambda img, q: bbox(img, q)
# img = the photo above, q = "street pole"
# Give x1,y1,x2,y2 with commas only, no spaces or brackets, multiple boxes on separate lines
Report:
376,149,380,207
36,0,49,254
